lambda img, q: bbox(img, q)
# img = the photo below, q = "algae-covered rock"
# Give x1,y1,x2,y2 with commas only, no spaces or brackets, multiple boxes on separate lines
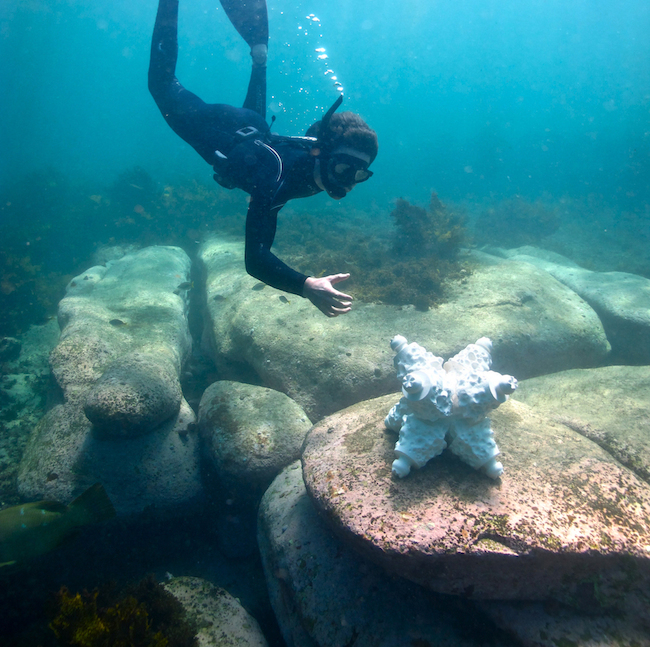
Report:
199,236,610,420
84,354,183,438
478,598,650,647
258,461,506,647
198,380,312,557
515,365,650,484
164,576,268,647
493,245,650,363
198,381,311,493
17,246,202,513
17,398,201,515
54,245,191,415
301,395,650,608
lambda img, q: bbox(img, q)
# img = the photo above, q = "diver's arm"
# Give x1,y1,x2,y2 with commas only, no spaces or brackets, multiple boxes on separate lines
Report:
244,199,353,316
244,198,309,296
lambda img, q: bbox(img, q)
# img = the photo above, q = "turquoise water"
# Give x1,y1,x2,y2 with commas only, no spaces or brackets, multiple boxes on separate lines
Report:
2,0,648,205
1,2,650,644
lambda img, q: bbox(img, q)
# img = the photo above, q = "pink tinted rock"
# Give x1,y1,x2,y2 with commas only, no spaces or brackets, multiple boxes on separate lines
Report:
301,395,650,607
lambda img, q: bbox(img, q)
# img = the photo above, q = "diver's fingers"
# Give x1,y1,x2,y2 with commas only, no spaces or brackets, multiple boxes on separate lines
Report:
304,275,353,317
323,305,351,317
327,293,352,308
316,296,352,317
325,274,353,301
327,272,350,284
327,273,353,290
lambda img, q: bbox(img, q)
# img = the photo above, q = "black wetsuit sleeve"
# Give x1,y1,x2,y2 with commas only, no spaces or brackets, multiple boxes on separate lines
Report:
244,197,308,296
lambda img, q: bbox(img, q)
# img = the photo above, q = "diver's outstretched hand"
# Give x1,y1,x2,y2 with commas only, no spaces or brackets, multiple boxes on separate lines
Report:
303,274,353,317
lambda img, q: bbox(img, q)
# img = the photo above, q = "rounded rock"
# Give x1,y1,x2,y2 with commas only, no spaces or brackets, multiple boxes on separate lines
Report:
84,355,182,438
199,380,312,493
302,394,650,604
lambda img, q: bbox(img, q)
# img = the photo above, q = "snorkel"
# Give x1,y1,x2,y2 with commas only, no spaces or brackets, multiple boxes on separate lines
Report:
311,94,375,199
315,95,348,199
320,94,344,136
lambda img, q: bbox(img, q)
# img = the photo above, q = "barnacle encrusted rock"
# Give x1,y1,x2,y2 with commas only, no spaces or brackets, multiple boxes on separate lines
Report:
301,394,650,606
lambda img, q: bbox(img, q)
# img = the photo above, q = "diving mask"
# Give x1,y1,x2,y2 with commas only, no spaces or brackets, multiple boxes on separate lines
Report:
326,146,373,192
328,154,374,185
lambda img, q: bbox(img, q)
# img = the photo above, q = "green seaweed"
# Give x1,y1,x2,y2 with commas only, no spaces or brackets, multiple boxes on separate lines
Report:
279,192,469,310
391,192,466,259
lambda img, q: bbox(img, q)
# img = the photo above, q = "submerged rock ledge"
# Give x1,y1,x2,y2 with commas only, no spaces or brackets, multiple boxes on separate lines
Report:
199,237,610,421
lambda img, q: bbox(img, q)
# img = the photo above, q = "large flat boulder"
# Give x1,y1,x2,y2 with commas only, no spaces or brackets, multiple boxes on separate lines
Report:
258,462,501,647
515,365,650,484
261,464,649,647
17,247,202,514
199,237,610,420
301,394,650,608
492,246,650,363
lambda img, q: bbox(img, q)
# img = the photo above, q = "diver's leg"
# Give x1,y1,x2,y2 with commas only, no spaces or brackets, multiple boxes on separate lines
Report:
149,0,210,121
149,0,219,155
219,0,268,118
243,60,267,118
148,0,182,106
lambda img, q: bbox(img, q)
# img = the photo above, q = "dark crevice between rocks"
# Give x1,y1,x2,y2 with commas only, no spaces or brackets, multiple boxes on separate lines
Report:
180,256,220,415
181,254,264,415
422,588,521,647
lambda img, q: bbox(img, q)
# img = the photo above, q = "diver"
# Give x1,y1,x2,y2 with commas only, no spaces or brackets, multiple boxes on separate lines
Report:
149,0,378,317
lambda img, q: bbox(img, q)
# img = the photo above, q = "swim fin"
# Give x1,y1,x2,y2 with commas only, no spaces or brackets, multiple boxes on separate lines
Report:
219,0,268,50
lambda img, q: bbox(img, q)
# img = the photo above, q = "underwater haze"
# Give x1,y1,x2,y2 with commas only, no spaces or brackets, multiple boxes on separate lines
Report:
2,0,649,206
3,2,650,645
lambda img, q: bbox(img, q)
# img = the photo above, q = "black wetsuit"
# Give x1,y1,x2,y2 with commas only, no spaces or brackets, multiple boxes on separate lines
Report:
149,0,322,296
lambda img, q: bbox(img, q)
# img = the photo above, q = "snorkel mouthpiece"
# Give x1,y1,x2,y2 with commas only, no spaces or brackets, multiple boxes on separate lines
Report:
326,180,347,200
